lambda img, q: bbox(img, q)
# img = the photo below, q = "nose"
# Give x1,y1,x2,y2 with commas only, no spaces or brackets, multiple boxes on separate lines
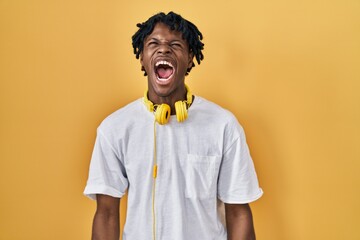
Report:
157,43,171,54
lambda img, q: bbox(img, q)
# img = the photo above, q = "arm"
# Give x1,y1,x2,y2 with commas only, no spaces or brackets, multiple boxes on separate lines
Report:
92,194,120,240
225,203,256,240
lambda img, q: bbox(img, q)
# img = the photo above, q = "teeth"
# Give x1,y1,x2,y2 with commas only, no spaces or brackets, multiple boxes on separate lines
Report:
155,60,173,68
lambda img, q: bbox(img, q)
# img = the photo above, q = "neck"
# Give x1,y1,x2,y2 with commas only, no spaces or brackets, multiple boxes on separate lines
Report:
151,93,187,115
146,84,193,115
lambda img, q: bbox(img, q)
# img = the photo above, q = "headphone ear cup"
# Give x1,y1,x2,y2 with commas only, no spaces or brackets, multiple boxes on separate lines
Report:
175,101,188,122
155,104,171,125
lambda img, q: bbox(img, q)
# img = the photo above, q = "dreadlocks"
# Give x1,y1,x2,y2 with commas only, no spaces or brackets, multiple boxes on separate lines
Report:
132,11,204,75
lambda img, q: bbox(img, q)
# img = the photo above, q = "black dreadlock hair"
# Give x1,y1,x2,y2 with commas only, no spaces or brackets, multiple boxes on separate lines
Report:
132,11,204,76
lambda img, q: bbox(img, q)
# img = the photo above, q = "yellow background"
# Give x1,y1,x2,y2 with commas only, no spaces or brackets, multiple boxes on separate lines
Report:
1,0,359,239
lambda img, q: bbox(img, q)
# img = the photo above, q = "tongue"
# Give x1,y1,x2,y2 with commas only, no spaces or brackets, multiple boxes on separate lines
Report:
157,67,173,79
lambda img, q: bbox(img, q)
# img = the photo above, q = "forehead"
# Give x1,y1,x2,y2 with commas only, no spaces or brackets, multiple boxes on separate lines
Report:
145,22,185,42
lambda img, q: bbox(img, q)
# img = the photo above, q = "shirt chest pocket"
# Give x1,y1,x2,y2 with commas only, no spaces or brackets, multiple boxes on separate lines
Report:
184,154,221,199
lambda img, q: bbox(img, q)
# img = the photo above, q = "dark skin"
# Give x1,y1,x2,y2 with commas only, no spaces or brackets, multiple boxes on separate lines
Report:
140,22,193,114
92,23,256,240
92,195,119,240
226,203,256,240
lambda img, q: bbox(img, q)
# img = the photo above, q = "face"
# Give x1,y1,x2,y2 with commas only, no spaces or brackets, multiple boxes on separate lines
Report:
140,22,193,103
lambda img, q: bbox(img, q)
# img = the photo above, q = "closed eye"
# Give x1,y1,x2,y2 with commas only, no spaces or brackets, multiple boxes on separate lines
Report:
148,41,158,46
171,42,183,48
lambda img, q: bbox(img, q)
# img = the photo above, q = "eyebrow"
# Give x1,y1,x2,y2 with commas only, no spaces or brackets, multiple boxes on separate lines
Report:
147,38,160,42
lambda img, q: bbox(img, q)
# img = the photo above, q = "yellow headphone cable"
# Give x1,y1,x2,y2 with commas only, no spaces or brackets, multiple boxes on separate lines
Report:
152,119,158,240
148,85,192,239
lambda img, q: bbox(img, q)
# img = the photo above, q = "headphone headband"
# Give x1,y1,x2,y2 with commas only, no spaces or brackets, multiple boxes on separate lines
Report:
143,84,192,111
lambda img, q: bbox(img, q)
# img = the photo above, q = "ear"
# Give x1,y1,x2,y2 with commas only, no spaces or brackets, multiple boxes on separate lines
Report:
188,51,194,69
140,53,144,66
139,53,148,76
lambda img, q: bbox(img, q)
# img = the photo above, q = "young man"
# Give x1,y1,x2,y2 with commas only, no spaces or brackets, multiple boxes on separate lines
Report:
84,12,263,240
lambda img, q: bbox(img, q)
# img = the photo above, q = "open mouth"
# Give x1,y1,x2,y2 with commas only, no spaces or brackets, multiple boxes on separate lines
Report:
155,60,174,82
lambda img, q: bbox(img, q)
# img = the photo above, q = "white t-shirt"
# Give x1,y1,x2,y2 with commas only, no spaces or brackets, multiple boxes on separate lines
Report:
84,96,263,240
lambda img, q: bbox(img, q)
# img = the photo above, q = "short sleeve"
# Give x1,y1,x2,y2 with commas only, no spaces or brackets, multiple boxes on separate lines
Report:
217,125,263,204
83,129,128,200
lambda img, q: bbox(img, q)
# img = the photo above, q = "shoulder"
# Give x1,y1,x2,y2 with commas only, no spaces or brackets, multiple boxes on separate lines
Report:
97,98,144,133
192,96,246,139
193,96,240,125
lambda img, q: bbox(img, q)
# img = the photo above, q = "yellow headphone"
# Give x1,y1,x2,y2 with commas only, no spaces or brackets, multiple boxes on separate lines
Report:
143,84,193,124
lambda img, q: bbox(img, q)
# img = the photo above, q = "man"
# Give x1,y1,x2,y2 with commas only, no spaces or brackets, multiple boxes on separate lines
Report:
84,11,263,240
